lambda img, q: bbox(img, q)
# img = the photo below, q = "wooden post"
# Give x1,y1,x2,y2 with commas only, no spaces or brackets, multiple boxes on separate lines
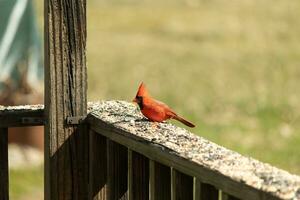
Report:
44,0,88,199
0,128,8,200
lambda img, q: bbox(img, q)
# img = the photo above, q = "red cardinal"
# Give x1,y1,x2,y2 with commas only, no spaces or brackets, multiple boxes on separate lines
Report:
133,82,195,128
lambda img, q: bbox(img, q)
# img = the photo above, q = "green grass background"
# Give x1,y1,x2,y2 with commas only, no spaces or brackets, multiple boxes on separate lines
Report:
11,0,300,198
87,0,300,173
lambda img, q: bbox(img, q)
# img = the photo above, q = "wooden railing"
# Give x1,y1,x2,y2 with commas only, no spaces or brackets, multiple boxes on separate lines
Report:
0,105,44,200
87,101,300,200
1,102,300,200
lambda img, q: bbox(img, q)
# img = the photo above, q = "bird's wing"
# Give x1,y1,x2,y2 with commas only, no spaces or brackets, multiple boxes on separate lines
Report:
153,99,177,117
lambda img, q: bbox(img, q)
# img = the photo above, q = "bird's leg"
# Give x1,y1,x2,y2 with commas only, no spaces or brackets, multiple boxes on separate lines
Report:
151,122,160,129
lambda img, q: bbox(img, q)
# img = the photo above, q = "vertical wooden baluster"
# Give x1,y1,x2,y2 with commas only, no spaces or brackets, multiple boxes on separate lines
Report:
171,168,193,200
128,151,149,200
0,128,8,200
89,131,107,200
149,160,155,200
200,183,218,200
149,160,171,200
193,178,218,200
107,139,128,200
193,177,201,200
171,168,176,200
128,150,133,200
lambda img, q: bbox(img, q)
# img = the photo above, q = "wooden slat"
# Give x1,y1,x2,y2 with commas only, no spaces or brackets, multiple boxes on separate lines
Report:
89,130,107,200
200,183,218,200
128,150,133,200
193,178,218,200
193,177,201,200
221,192,240,200
107,140,128,200
149,160,171,200
171,168,176,200
171,168,193,200
0,105,44,127
149,160,155,200
44,0,88,199
129,151,149,200
89,118,281,200
0,128,8,200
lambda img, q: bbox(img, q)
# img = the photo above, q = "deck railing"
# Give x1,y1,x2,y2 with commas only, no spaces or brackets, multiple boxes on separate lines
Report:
0,105,44,200
87,101,300,200
1,102,300,200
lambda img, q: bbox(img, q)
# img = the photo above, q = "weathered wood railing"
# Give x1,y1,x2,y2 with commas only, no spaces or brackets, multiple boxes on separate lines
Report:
87,101,300,200
0,105,44,200
1,102,300,200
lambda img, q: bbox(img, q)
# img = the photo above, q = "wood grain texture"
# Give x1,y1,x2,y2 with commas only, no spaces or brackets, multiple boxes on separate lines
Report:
150,160,171,200
107,140,128,200
171,168,193,200
89,130,107,200
130,151,149,200
0,128,8,200
44,0,88,199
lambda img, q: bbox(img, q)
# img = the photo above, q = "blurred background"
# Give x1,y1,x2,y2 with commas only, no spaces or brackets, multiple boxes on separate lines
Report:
1,0,300,199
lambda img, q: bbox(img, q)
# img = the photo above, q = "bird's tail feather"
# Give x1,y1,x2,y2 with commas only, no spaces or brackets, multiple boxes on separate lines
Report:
173,115,195,128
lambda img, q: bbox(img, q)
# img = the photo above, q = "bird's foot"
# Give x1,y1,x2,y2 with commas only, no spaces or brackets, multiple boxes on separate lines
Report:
151,122,158,129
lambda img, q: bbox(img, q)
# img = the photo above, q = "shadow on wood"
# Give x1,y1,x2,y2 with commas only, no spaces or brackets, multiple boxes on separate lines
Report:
45,123,89,199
